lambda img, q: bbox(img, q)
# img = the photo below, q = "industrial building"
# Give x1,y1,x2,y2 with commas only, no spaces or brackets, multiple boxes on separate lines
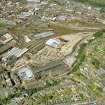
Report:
2,47,28,61
17,66,34,80
34,31,54,39
27,0,40,3
46,38,61,48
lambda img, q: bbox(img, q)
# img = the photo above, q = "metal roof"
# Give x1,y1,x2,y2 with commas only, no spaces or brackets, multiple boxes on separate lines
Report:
17,66,34,80
46,39,60,48
2,47,28,61
34,31,54,39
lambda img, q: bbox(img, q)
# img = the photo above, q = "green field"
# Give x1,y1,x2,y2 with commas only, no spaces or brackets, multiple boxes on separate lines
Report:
74,0,105,7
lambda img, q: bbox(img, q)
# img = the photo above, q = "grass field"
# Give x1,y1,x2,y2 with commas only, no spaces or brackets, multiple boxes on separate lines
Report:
74,0,105,7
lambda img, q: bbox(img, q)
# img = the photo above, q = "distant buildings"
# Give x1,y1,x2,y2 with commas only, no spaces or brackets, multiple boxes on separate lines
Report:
46,39,61,48
17,66,34,80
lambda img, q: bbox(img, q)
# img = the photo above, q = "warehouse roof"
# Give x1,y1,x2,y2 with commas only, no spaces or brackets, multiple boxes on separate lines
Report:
2,47,28,61
46,39,60,48
34,31,54,39
17,66,34,80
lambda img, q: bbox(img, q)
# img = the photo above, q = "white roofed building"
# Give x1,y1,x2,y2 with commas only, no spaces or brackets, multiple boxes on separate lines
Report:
24,36,31,43
27,0,40,3
46,39,61,48
0,33,13,44
34,31,54,39
17,66,34,80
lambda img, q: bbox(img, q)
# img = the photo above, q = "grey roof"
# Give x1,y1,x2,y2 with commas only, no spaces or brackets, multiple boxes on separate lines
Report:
17,66,34,80
34,31,54,39
2,47,28,61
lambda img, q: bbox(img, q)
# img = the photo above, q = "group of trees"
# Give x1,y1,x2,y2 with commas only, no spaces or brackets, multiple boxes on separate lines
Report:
72,29,105,72
93,29,105,38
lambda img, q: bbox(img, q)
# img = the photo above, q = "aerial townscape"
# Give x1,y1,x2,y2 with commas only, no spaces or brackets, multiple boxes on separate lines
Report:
0,0,105,105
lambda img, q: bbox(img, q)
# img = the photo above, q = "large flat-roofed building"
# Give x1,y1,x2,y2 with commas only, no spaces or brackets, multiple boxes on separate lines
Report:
2,47,28,61
17,66,34,80
46,39,61,48
27,0,40,3
34,31,54,39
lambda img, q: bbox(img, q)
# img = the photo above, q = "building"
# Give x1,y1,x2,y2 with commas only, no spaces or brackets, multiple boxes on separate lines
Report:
27,0,40,3
56,15,68,21
2,47,28,61
46,39,61,48
18,10,34,19
34,31,54,39
0,40,15,55
24,36,31,43
0,33,13,44
17,66,34,80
